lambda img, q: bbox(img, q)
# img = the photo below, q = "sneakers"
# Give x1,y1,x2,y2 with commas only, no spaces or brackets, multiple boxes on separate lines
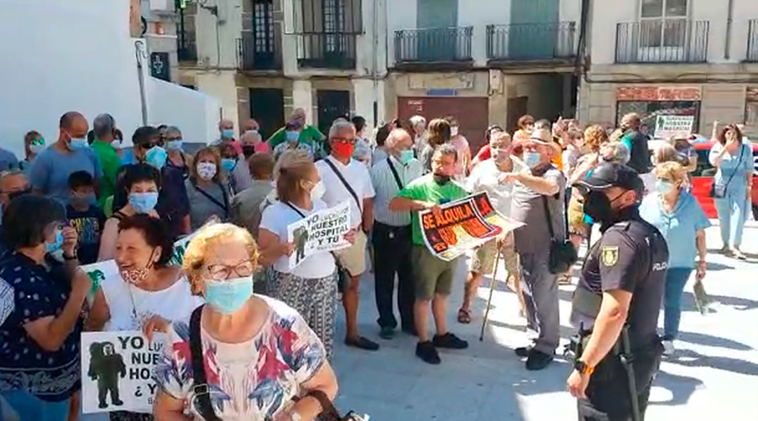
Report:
525,349,554,371
416,341,440,365
415,333,469,364
662,339,675,356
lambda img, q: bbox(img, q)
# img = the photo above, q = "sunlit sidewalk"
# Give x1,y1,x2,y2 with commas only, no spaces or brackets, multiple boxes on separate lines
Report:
329,225,758,420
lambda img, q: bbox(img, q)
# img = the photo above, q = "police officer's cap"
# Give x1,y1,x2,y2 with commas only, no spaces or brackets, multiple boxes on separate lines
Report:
573,162,645,195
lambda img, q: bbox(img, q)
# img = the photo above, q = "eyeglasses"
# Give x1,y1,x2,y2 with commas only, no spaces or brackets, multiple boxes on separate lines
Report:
332,137,356,145
207,260,255,280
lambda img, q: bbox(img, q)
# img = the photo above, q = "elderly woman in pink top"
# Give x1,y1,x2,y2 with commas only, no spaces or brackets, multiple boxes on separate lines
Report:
444,115,472,180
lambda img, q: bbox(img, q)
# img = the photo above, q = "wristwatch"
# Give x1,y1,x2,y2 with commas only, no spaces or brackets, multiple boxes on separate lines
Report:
574,360,594,375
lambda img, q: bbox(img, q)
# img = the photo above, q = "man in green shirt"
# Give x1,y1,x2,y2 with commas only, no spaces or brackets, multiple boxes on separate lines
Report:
267,108,325,155
389,144,470,365
89,113,121,208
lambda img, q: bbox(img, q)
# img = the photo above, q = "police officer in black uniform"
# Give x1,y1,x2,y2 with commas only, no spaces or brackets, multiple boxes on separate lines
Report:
565,162,669,421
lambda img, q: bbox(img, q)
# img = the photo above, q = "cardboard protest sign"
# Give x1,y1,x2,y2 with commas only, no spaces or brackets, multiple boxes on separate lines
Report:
170,215,219,266
654,115,694,139
286,201,351,270
80,331,167,414
419,192,524,261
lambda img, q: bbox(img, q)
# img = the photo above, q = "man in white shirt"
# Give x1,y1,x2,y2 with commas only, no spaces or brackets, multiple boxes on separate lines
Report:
458,132,525,324
315,120,379,351
369,129,423,339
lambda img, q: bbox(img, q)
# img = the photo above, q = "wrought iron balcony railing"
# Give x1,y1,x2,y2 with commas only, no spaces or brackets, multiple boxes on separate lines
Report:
394,27,474,64
486,22,577,61
615,20,709,63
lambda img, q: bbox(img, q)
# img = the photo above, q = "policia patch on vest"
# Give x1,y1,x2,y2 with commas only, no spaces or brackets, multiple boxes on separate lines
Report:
600,246,619,267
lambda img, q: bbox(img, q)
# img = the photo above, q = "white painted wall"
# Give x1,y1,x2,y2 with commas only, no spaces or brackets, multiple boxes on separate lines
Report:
195,0,243,69
589,0,758,65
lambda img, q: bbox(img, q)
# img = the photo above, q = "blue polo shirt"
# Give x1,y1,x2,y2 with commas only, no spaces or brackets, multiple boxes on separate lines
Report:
639,191,711,269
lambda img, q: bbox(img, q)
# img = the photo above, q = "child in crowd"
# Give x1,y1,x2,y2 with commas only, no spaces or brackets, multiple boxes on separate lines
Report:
66,171,106,264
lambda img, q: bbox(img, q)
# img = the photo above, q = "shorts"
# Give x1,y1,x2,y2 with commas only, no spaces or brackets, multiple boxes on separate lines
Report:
333,229,368,277
469,232,519,277
412,245,455,300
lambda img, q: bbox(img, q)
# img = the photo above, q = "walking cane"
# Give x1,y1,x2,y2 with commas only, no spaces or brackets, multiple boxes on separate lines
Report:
479,252,502,342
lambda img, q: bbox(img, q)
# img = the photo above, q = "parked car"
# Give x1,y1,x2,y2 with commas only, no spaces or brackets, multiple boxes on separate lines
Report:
648,138,758,219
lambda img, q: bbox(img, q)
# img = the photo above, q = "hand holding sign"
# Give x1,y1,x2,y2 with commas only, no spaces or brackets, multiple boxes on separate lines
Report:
142,315,170,342
61,226,79,257
344,229,356,245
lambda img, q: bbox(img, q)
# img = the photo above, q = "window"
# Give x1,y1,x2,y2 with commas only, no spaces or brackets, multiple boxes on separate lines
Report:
639,0,688,48
252,0,274,54
323,0,346,53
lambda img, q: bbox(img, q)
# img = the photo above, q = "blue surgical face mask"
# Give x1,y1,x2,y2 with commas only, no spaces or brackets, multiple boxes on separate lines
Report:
205,276,254,314
69,138,88,150
523,151,542,169
221,158,237,172
222,129,235,139
656,180,676,195
166,139,183,151
146,146,168,169
285,130,299,143
129,192,159,214
30,144,46,154
46,228,64,253
399,149,414,165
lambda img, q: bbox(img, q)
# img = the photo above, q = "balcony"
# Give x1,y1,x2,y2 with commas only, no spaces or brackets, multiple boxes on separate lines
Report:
747,19,758,62
296,34,357,69
177,38,197,62
394,27,474,70
237,33,281,71
486,22,576,65
615,20,709,64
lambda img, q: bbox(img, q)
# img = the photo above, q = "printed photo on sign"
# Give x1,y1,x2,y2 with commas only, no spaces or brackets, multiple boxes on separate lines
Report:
286,201,351,270
419,192,524,261
80,331,167,414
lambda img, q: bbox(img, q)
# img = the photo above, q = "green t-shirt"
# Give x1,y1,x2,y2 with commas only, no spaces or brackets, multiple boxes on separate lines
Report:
397,174,470,245
90,140,121,208
267,125,325,149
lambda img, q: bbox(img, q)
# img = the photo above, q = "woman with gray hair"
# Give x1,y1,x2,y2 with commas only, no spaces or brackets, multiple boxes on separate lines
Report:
409,115,427,157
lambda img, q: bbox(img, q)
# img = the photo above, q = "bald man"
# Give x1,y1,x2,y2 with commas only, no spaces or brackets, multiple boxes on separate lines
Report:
29,111,102,205
369,128,423,339
619,112,654,193
267,108,326,155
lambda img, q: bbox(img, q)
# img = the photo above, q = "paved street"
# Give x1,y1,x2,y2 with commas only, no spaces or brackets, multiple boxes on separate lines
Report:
329,222,758,420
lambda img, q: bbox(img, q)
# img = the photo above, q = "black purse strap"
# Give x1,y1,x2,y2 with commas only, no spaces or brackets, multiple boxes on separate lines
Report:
323,158,362,213
386,157,404,190
720,143,745,191
302,389,343,420
192,180,230,218
541,194,567,241
189,306,223,421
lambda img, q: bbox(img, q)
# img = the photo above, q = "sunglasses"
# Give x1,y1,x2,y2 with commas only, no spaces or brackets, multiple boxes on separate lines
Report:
332,137,356,145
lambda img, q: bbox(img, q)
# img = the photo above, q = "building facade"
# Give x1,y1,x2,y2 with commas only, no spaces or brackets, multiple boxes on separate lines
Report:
131,0,182,84
578,0,758,136
176,0,386,139
386,0,581,151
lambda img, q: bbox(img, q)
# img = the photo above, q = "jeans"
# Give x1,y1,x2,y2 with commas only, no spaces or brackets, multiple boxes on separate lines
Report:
662,268,693,340
0,390,69,421
714,190,749,248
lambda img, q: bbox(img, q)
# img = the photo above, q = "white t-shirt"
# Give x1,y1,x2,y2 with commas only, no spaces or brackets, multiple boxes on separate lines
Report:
315,156,375,227
100,271,204,331
466,158,525,217
259,200,337,279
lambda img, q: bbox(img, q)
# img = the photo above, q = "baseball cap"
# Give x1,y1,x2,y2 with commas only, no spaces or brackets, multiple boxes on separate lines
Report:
573,162,644,195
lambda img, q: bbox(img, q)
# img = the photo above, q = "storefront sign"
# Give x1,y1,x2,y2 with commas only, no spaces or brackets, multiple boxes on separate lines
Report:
616,86,702,102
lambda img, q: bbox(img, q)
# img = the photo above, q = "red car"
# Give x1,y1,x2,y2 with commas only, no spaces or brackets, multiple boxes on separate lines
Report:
690,140,758,220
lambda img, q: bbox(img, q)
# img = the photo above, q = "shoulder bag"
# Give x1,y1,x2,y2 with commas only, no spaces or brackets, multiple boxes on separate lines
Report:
710,144,745,198
283,202,350,293
385,157,404,190
189,305,223,421
298,390,369,421
541,195,578,274
322,158,363,213
192,181,230,219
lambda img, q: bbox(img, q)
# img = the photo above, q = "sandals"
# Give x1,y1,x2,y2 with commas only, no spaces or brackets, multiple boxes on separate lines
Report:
457,308,472,324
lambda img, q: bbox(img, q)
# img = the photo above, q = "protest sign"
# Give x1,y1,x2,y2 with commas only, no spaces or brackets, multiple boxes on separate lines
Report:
169,216,219,266
419,192,524,261
80,331,166,414
654,115,694,139
286,201,351,270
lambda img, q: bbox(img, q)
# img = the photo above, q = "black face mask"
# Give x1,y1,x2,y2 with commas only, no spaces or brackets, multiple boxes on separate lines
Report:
583,190,627,222
433,174,451,185
242,145,256,158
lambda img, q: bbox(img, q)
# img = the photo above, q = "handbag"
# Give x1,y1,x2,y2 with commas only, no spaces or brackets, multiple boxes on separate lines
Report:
710,144,744,198
298,390,369,421
284,202,350,292
541,195,578,274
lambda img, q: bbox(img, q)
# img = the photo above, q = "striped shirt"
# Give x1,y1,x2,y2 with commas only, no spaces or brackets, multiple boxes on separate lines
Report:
370,155,423,227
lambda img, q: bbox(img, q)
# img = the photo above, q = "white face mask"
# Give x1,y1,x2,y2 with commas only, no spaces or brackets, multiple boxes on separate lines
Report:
197,162,218,180
450,127,459,137
310,180,326,200
110,140,122,149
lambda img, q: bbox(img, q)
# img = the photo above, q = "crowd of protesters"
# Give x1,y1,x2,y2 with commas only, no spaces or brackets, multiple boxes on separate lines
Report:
0,106,752,421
